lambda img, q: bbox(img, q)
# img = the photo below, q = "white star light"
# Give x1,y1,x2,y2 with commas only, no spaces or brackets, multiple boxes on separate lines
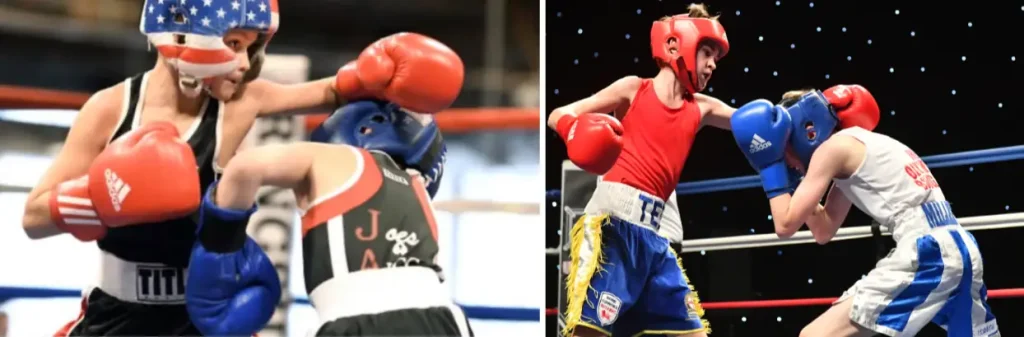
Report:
259,2,267,12
216,8,226,18
203,0,213,6
230,20,239,27
190,6,198,15
148,5,155,13
180,0,186,4
231,1,241,10
247,11,256,20
158,0,165,4
257,21,266,29
157,15,166,23
169,5,177,13
201,17,211,26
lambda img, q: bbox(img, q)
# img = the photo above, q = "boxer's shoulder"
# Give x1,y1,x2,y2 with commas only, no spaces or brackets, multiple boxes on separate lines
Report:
821,133,863,155
84,82,125,115
239,78,273,97
77,83,128,134
222,90,262,117
693,93,728,117
610,75,644,113
610,75,643,95
279,142,363,174
303,143,369,205
692,92,721,106
306,142,362,166
811,134,863,175
219,88,264,132
232,78,297,117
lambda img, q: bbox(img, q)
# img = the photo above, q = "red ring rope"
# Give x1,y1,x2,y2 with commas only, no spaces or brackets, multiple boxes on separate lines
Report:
545,287,1024,316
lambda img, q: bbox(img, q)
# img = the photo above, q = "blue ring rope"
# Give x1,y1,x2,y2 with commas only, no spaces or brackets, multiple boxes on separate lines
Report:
0,286,541,322
546,145,1024,198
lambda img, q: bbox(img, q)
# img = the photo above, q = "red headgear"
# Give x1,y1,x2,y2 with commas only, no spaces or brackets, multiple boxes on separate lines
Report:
650,15,729,93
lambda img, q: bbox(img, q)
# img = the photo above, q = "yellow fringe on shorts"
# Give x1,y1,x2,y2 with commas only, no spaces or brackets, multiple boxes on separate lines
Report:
562,214,608,337
667,248,711,335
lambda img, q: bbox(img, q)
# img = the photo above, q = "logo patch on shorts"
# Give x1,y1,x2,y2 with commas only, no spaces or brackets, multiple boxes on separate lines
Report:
976,320,999,336
597,292,621,326
135,265,186,303
685,292,700,320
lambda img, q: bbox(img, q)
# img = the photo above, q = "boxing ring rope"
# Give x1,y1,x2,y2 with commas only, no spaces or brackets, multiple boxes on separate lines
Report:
543,211,1024,256
0,85,543,322
0,85,540,134
545,144,1024,198
547,145,1024,316
544,213,1024,313
0,85,542,216
544,288,1024,315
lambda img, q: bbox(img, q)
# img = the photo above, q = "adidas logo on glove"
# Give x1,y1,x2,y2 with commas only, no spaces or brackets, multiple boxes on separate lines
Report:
748,134,772,153
105,169,131,212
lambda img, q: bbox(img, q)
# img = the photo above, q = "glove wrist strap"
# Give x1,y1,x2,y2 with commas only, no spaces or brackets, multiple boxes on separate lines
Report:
49,176,106,242
198,181,257,253
760,162,792,198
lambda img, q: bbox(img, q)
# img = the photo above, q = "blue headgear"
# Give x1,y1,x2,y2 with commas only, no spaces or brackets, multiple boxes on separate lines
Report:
310,100,447,198
781,90,839,168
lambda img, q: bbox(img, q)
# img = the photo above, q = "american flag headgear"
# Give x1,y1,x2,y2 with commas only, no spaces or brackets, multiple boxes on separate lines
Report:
140,0,280,96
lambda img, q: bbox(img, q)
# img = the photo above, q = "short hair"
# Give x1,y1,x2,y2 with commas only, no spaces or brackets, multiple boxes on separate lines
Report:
778,88,815,107
659,3,721,21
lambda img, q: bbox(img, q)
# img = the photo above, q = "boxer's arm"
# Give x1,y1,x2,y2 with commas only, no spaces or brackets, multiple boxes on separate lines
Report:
695,93,737,130
21,86,123,239
250,78,340,117
216,143,316,210
547,76,641,129
805,185,854,244
768,140,847,239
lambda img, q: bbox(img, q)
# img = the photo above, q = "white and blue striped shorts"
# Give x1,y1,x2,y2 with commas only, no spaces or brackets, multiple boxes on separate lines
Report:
838,226,999,337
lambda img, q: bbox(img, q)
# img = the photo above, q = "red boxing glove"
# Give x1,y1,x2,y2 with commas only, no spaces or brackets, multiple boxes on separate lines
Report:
822,84,881,131
335,32,465,114
49,122,202,241
556,114,624,174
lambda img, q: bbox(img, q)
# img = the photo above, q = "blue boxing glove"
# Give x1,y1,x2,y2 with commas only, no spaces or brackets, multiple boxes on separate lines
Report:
185,181,281,336
730,99,793,198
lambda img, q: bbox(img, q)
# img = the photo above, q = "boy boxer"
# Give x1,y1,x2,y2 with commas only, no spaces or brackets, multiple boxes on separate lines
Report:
185,100,469,336
551,4,739,337
731,85,1000,337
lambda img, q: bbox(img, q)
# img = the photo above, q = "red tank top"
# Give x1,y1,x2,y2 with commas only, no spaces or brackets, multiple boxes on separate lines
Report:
603,79,702,200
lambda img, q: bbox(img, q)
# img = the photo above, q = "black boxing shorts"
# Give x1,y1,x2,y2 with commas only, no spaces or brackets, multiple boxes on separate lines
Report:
54,287,199,336
54,252,197,336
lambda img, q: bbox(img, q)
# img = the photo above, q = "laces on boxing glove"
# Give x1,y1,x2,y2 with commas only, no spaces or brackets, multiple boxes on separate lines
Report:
197,181,257,253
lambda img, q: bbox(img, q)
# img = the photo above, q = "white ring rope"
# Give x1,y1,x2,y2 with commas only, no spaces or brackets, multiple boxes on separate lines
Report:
544,212,1024,255
433,199,539,214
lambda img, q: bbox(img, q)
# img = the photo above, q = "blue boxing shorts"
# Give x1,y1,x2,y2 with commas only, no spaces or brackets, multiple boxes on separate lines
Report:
563,182,708,337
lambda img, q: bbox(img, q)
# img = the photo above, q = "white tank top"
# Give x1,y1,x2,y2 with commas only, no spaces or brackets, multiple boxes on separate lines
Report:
831,127,957,242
